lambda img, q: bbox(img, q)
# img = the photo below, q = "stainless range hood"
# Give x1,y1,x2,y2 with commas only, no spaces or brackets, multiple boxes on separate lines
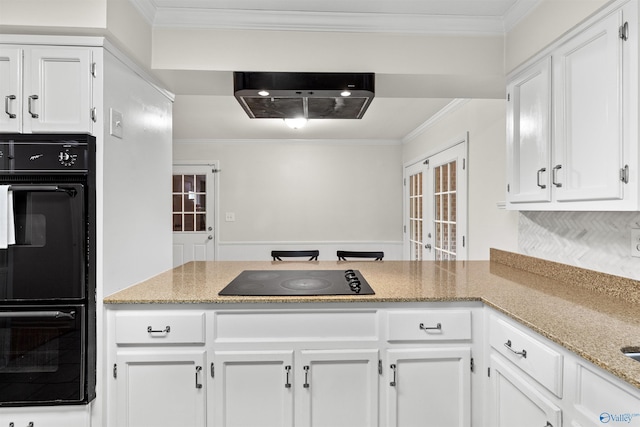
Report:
233,72,375,120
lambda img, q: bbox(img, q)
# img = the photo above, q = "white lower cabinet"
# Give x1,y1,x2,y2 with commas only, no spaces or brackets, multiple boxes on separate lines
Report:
212,349,379,427
386,348,471,427
106,304,640,427
110,310,208,427
489,355,562,427
114,350,207,427
567,357,640,427
212,350,294,427
298,349,380,427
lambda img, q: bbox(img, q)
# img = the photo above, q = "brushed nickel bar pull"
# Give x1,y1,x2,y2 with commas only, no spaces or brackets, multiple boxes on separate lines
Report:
147,325,170,334
552,164,562,187
285,365,292,388
390,364,397,387
5,95,16,118
504,340,527,358
28,95,38,118
303,365,310,388
537,167,547,189
419,322,442,331
195,366,203,389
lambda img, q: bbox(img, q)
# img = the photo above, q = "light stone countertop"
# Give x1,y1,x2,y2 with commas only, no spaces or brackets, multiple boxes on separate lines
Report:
105,249,640,390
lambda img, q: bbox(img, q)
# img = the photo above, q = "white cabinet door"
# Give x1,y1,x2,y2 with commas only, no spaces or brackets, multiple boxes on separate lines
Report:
115,350,207,427
298,349,379,427
386,348,471,427
23,47,93,134
552,9,625,203
489,355,562,427
0,47,22,133
506,57,552,205
213,350,294,427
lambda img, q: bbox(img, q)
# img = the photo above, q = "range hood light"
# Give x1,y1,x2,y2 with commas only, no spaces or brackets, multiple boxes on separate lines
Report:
258,90,269,96
284,118,307,129
341,90,351,97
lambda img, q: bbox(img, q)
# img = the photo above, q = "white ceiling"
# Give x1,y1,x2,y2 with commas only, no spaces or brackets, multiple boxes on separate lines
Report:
132,0,540,142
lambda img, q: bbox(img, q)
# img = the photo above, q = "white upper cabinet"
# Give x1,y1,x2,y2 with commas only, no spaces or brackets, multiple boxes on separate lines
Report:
553,9,625,203
506,0,639,210
0,48,22,133
506,57,552,205
0,45,96,134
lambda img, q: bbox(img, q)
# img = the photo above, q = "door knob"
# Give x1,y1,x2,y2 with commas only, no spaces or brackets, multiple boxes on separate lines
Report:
208,235,213,240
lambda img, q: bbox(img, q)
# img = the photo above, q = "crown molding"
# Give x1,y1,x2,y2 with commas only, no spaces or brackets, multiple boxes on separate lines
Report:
129,0,541,35
156,9,507,34
503,0,541,32
402,99,471,144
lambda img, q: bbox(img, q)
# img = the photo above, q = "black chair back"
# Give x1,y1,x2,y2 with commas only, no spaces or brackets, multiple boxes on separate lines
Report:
271,250,319,261
337,250,384,261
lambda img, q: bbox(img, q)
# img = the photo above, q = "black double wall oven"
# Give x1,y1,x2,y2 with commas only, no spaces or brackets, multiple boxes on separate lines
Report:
0,134,96,407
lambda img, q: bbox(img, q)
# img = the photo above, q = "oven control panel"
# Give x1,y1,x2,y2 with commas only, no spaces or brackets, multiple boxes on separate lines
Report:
0,142,88,172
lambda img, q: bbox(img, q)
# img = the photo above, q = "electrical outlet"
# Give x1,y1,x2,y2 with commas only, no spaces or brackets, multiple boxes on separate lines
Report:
631,228,640,258
225,212,235,222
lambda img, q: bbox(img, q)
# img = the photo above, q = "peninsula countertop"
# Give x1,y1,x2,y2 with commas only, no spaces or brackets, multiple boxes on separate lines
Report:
105,249,640,390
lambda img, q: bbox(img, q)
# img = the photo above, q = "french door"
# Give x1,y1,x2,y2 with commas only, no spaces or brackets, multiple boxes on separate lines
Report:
172,163,217,267
404,141,467,260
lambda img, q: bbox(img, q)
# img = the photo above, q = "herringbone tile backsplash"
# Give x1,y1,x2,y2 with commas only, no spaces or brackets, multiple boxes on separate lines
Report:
519,212,640,280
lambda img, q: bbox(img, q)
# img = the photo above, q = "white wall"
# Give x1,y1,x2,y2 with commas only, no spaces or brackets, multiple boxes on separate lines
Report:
505,0,608,72
0,0,107,28
101,50,173,296
173,138,404,260
402,99,519,260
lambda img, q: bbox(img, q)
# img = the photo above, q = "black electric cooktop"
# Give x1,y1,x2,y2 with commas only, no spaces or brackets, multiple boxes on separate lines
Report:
218,270,375,296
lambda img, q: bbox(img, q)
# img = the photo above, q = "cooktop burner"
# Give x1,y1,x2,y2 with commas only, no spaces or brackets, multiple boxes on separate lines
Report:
218,270,375,296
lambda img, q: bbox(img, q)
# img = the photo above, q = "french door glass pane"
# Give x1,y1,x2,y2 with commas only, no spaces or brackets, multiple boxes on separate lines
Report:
409,172,423,260
433,161,457,261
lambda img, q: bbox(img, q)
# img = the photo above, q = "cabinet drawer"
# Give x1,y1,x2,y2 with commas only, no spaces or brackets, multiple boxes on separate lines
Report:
386,310,471,341
489,315,563,397
213,310,378,343
115,311,205,345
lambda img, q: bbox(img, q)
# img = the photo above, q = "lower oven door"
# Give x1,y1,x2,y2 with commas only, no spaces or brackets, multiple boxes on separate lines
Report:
0,183,86,301
0,305,87,406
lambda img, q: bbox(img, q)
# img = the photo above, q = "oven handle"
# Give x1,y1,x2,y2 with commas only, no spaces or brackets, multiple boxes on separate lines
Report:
8,185,77,197
0,310,76,319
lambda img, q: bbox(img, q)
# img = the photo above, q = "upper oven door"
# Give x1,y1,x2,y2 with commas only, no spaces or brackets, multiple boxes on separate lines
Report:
0,184,86,301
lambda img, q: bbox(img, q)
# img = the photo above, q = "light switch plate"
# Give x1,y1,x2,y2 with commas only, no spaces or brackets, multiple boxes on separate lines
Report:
225,212,235,222
110,108,123,139
631,228,640,258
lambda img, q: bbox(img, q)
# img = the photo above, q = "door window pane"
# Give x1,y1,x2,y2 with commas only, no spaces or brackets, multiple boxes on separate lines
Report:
173,174,207,232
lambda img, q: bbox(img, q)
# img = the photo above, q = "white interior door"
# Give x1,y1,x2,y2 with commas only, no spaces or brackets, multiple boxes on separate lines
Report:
172,164,217,267
404,140,467,260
